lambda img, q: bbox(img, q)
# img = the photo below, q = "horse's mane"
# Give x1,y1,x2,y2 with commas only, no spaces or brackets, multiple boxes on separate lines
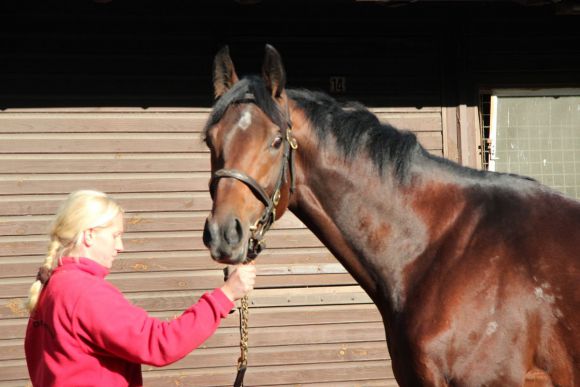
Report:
286,89,536,184
287,88,419,180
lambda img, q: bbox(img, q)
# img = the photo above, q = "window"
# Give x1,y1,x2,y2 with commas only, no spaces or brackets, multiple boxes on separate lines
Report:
480,89,580,199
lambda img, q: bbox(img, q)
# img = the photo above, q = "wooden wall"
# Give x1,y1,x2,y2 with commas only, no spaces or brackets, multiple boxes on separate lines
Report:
0,1,579,386
0,105,441,386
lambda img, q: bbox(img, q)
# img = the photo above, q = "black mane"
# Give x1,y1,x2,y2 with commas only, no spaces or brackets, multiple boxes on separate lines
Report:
287,88,419,179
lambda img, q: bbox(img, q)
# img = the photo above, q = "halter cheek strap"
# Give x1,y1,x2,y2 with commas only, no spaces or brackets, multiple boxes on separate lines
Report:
209,94,297,260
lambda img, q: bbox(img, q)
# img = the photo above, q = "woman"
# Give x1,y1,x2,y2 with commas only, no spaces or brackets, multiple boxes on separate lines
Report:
25,190,256,386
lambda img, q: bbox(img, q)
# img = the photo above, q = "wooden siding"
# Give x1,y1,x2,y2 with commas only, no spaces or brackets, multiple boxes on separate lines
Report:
0,106,442,386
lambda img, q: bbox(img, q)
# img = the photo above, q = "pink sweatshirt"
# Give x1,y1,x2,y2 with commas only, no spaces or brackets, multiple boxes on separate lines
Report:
25,257,233,387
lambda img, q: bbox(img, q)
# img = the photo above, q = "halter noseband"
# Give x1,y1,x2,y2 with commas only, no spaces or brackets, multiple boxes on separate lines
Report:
209,93,297,260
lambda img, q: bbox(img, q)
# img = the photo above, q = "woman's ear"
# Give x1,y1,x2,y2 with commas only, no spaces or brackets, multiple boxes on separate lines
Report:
82,228,95,247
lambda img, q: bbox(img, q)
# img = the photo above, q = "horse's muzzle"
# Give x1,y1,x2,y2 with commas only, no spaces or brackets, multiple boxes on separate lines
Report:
203,216,247,264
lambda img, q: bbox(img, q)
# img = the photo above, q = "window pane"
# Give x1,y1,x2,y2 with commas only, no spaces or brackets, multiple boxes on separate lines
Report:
490,93,580,199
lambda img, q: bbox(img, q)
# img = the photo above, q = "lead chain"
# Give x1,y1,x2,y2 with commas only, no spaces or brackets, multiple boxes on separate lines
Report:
238,295,249,367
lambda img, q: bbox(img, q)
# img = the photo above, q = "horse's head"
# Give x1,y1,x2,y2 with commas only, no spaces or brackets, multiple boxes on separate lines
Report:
202,45,297,264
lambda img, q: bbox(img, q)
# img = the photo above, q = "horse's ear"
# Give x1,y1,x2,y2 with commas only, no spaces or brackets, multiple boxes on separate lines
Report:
213,45,239,99
262,44,286,98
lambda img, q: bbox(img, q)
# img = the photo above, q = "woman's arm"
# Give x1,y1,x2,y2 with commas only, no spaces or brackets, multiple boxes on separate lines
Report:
73,282,234,367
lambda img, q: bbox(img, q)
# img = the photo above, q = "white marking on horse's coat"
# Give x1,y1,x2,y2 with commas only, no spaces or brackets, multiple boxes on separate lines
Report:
238,110,252,130
534,287,555,303
485,321,498,336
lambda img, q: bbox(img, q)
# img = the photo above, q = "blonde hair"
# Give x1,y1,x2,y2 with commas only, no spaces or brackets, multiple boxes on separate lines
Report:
27,190,124,312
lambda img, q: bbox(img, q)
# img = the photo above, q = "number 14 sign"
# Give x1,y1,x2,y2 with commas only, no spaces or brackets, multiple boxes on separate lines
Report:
330,76,346,94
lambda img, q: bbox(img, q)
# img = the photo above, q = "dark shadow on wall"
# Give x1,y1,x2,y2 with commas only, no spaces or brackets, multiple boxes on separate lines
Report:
1,0,579,109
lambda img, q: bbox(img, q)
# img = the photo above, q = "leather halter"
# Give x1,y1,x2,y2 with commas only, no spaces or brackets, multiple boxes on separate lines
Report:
209,93,297,260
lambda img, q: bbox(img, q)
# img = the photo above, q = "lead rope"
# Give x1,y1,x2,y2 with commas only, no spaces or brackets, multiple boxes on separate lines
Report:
233,295,249,387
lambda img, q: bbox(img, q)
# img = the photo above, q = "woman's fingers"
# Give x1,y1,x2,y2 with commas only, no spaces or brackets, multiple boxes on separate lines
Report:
221,264,256,301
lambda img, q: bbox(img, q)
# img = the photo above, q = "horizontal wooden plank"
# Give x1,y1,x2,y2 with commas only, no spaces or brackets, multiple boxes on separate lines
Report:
0,304,381,341
0,146,439,174
201,331,389,361
0,228,324,257
0,212,204,236
3,107,436,114
127,286,373,314
0,133,207,153
0,266,354,298
0,113,210,133
375,112,442,132
1,108,211,113
0,378,398,387
0,130,438,153
0,173,208,195
0,359,25,383
0,246,336,278
157,340,390,371
0,192,213,216
0,111,439,135
370,107,441,114
0,340,21,361
416,131,442,151
1,341,389,381
0,210,304,237
261,379,398,387
0,153,210,174
141,361,393,387
0,381,32,387
0,319,26,341
0,285,372,319
1,321,385,361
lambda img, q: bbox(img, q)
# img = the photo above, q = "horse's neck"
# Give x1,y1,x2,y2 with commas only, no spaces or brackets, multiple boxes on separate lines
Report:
289,148,470,314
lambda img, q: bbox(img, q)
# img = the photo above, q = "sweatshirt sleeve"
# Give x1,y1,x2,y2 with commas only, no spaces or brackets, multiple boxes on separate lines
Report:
72,281,234,367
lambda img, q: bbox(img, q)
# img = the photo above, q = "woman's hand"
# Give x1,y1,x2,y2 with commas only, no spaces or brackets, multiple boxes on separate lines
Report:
220,264,256,302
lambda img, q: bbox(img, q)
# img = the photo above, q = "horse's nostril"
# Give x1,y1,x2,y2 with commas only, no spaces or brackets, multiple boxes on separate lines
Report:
235,217,243,241
224,217,243,245
202,218,213,247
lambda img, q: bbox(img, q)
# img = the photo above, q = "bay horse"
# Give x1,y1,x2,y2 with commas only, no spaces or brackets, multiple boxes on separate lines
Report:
202,45,579,386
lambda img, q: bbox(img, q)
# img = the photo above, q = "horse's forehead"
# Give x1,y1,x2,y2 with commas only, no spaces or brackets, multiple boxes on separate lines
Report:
221,103,275,133
210,103,275,152
217,104,252,130
237,108,253,130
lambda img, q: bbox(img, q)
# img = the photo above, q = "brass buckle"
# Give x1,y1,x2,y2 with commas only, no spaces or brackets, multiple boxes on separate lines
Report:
272,189,281,206
287,130,298,150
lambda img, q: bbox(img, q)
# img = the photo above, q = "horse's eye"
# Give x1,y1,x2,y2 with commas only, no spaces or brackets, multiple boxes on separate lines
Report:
271,136,283,149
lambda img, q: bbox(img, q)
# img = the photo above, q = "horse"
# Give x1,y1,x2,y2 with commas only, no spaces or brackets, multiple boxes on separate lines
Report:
202,44,579,386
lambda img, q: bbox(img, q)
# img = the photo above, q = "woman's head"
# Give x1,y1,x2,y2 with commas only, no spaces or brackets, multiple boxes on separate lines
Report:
27,190,124,312
50,190,125,264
